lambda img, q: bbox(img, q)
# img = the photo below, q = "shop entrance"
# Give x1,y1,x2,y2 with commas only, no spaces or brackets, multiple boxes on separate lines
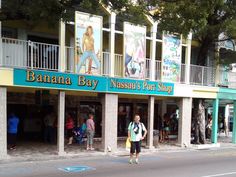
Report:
63,94,103,153
117,97,181,150
6,90,59,156
7,104,55,143
204,100,234,144
117,102,149,137
117,96,150,151
118,103,133,137
154,100,179,147
6,89,103,157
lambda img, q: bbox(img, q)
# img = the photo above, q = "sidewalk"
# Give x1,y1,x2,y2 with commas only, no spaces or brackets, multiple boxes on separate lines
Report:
1,135,236,164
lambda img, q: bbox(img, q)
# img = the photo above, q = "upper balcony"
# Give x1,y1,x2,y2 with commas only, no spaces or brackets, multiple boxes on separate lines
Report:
0,37,232,88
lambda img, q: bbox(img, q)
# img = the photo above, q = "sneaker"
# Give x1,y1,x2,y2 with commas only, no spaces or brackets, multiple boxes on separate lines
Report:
90,148,95,151
135,159,139,164
129,159,133,164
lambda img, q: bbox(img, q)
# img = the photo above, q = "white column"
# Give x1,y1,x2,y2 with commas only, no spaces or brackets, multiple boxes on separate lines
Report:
150,22,157,81
147,96,155,148
57,91,65,156
178,97,192,147
185,32,192,84
225,104,229,135
0,87,7,159
59,20,66,72
101,93,118,153
109,12,116,77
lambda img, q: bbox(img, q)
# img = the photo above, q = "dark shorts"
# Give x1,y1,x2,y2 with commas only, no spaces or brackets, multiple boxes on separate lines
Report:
8,133,17,146
130,141,141,154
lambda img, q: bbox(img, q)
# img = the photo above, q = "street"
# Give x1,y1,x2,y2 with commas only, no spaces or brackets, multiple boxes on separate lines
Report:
1,148,236,177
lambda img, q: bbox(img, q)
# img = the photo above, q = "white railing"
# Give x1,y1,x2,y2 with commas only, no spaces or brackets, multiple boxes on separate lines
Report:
0,37,227,88
1,37,59,70
219,67,236,88
114,54,123,77
145,58,151,79
155,60,161,81
228,72,236,88
218,68,229,87
1,37,28,68
181,64,187,84
102,52,110,76
65,46,74,73
190,65,215,86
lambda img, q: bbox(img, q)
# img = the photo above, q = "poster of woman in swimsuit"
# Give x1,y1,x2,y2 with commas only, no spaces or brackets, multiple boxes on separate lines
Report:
75,12,102,75
124,22,146,79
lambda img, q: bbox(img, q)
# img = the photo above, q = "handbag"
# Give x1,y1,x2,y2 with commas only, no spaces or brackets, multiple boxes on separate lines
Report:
126,137,131,149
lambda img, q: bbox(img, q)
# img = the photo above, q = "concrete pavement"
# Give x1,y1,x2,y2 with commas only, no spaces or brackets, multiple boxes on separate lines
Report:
1,148,236,177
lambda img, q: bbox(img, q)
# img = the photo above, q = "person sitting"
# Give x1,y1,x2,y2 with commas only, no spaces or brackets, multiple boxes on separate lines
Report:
74,118,87,144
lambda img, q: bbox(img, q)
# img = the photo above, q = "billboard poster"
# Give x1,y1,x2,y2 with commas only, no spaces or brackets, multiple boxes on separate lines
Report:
124,22,146,79
75,12,102,75
162,34,182,82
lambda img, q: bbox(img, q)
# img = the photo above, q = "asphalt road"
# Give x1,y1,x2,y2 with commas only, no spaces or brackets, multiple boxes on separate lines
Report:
1,148,236,177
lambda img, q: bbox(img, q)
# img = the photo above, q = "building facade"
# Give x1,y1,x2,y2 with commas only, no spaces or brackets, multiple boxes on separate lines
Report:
0,6,236,159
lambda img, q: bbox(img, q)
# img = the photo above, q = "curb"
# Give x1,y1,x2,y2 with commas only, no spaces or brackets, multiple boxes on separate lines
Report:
1,144,236,164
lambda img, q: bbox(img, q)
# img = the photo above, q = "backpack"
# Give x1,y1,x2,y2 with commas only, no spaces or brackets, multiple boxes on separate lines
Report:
131,122,145,136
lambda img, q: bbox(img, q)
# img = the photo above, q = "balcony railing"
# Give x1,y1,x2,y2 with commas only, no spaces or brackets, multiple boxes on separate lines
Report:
180,64,187,83
102,52,110,76
65,46,74,72
228,72,236,88
1,37,59,71
190,65,215,86
155,60,161,81
114,54,123,77
0,37,228,88
219,68,236,88
145,58,151,79
219,68,229,87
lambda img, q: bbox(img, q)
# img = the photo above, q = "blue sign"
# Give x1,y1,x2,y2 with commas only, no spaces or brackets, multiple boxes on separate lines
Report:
59,166,95,173
13,69,174,96
108,78,174,95
14,69,107,92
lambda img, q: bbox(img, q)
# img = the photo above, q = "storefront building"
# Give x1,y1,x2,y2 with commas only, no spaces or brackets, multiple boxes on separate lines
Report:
0,6,236,159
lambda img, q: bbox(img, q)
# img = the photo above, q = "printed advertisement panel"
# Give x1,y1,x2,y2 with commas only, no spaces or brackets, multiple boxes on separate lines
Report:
124,22,146,79
162,34,182,82
75,12,103,75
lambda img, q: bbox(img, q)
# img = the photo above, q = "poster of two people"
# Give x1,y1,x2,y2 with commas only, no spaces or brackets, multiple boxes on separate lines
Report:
75,12,181,82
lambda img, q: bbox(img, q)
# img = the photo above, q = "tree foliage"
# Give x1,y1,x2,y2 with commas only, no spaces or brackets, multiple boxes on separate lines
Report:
150,0,236,65
0,0,103,26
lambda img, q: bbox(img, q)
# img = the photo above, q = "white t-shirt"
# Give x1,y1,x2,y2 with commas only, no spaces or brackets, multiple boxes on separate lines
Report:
128,122,147,142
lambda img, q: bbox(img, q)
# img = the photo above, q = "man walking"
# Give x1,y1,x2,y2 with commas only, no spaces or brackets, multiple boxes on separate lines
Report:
128,114,147,164
7,113,20,150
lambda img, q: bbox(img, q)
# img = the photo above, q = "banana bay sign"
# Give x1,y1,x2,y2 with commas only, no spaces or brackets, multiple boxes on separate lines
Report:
14,69,174,96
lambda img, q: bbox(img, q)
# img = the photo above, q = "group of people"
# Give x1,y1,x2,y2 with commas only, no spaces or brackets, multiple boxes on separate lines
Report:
7,111,147,164
7,111,96,151
158,112,178,143
65,113,96,150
